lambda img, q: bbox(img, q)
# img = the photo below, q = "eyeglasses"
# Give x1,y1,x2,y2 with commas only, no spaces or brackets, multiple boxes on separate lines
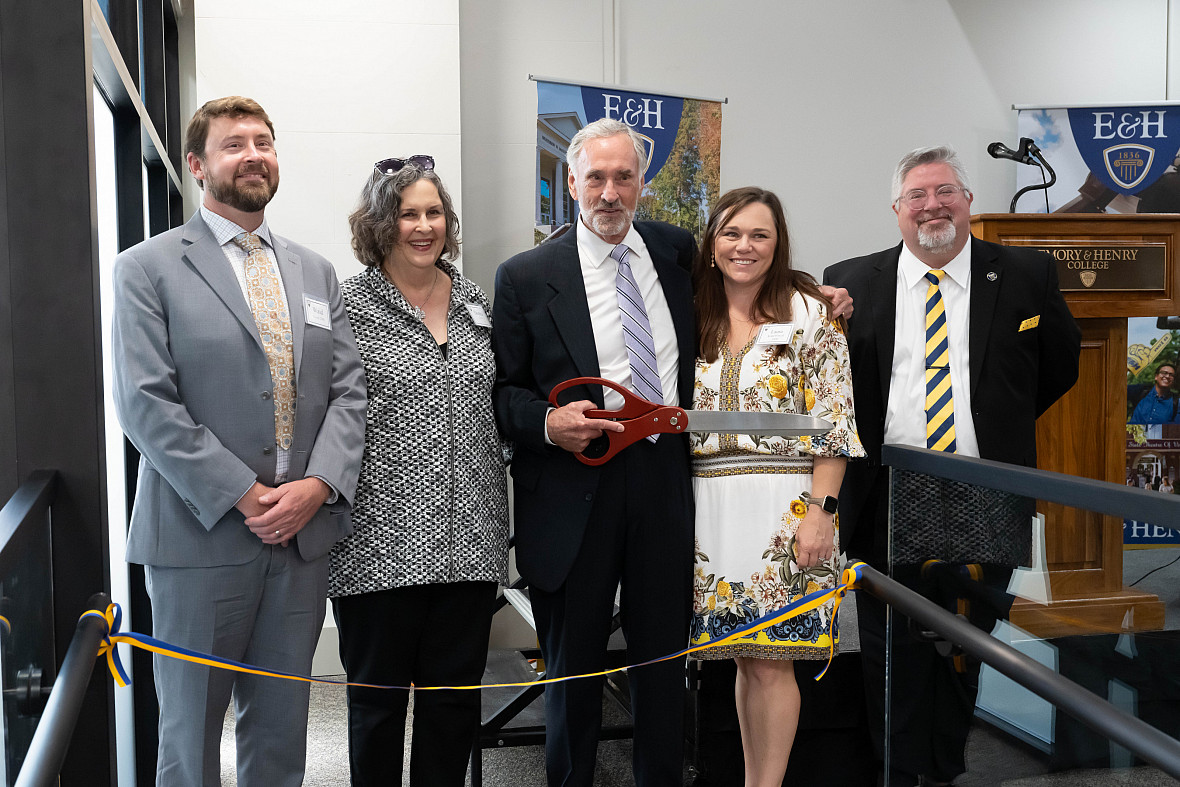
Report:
897,185,968,209
374,155,435,175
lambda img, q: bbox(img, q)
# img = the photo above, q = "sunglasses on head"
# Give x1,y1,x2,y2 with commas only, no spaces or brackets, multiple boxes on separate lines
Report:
373,155,435,175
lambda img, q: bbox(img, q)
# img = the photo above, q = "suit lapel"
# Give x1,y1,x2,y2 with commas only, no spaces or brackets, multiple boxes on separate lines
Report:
636,222,694,381
968,237,1001,400
181,215,264,353
545,230,603,402
871,245,901,406
274,235,306,379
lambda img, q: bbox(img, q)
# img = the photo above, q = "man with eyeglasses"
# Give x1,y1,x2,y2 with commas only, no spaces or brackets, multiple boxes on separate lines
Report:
1131,363,1179,424
824,145,1080,786
111,96,366,786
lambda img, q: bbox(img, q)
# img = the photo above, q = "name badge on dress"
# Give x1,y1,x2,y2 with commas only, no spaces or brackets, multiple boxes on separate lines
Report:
466,303,492,328
303,295,331,329
755,323,795,345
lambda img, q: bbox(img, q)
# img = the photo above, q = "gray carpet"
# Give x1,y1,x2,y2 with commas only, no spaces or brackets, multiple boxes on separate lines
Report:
219,676,634,786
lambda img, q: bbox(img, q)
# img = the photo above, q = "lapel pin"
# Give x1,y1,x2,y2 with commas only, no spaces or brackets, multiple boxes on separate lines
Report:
987,271,998,282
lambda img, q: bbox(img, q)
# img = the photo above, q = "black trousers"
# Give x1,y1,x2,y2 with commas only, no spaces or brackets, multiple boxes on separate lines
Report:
530,436,694,787
332,581,497,787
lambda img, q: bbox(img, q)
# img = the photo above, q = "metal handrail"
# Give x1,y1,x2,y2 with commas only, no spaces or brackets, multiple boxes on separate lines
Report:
13,592,111,787
857,565,1180,778
0,470,56,579
881,444,1180,524
875,443,1180,777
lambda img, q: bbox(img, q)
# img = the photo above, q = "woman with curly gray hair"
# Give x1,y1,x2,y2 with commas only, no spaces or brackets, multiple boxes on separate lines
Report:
328,156,509,786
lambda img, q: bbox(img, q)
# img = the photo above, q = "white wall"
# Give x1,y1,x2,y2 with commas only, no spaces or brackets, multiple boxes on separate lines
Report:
458,0,616,294
191,0,462,282
458,0,1172,284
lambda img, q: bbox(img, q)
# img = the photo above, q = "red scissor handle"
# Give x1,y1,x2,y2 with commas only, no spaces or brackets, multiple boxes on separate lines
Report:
548,376,688,466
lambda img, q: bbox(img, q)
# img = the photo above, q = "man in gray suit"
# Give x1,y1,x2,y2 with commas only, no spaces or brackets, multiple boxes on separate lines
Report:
111,96,367,786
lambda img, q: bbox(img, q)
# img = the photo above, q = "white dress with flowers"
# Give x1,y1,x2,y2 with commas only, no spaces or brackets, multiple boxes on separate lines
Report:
690,292,864,660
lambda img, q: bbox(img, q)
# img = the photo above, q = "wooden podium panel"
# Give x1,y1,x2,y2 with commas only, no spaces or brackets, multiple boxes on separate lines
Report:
970,214,1166,636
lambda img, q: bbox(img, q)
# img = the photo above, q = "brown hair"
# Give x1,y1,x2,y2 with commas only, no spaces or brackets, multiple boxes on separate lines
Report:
184,96,276,170
349,165,461,267
694,186,832,363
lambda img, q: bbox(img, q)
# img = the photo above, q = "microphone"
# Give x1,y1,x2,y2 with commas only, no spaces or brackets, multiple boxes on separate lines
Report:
990,138,1056,213
988,138,1039,165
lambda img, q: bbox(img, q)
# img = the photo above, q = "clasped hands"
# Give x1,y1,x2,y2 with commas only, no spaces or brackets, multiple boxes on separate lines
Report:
236,477,331,547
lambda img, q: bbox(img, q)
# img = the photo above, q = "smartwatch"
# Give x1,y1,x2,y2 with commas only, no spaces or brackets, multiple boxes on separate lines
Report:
801,491,838,515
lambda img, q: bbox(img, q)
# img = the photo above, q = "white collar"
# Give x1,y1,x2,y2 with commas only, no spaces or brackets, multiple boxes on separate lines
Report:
898,237,971,290
199,204,275,250
577,217,644,269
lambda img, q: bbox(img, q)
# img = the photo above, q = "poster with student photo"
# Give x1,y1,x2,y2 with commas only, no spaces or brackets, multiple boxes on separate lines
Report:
1125,316,1180,546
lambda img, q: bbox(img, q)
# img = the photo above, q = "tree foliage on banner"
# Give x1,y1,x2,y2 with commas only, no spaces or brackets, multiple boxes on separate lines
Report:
636,99,722,240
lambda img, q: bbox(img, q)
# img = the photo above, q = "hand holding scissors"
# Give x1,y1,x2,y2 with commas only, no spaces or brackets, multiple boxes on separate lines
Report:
549,376,833,466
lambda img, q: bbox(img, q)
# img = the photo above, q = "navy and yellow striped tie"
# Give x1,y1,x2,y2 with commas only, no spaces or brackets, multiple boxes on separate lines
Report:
924,270,956,452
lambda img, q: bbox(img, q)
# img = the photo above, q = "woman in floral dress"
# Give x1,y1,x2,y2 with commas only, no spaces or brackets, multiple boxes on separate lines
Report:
690,186,864,786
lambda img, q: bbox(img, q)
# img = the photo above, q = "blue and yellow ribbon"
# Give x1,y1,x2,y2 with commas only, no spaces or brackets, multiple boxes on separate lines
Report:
86,562,866,691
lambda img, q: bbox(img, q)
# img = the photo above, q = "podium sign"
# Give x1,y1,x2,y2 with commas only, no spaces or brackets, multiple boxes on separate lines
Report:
1016,242,1168,291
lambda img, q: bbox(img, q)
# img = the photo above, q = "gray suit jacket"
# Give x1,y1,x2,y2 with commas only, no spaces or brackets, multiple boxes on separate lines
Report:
111,212,367,567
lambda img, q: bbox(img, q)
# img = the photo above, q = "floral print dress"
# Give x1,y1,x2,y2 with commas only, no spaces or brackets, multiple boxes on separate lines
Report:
691,291,864,660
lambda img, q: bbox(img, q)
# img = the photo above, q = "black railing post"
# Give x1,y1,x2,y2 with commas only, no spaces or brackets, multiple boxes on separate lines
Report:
14,592,112,787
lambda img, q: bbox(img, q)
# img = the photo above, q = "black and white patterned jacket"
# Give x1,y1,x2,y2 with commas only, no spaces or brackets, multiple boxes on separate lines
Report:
328,261,509,596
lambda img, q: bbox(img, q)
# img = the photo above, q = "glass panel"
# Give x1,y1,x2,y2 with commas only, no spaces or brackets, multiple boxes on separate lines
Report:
882,464,1180,784
0,515,55,785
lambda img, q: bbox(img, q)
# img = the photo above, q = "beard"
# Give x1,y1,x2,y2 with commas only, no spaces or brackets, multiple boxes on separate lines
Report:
916,212,957,253
205,165,278,213
582,198,635,239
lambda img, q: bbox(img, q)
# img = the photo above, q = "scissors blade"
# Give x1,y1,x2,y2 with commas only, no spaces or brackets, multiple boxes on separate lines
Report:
684,411,833,436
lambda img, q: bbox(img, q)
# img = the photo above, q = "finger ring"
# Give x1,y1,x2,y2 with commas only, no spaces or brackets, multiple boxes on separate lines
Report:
275,530,281,537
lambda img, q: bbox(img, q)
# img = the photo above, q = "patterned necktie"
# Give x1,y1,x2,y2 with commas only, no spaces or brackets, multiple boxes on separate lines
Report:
924,270,956,452
235,232,296,451
611,243,662,442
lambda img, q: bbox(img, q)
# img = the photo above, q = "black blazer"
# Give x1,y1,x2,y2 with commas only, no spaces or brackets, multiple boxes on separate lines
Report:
823,236,1081,556
492,221,697,591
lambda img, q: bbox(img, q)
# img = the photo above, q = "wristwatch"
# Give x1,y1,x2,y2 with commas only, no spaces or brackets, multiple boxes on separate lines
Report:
801,491,838,515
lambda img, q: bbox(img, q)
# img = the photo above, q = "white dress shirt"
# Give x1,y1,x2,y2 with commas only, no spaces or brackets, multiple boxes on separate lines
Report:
884,241,980,457
576,218,680,409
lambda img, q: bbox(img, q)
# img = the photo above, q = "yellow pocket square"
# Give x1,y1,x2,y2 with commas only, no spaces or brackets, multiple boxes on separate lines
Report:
1019,315,1040,332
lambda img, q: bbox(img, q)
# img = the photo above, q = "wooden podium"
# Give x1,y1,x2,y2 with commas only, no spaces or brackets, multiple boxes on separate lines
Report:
970,213,1175,636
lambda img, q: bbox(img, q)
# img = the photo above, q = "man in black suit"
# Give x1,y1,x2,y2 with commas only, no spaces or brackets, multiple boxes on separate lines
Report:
824,145,1080,785
492,117,696,786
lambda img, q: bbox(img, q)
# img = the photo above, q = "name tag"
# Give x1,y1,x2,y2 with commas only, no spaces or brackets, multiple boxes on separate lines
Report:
303,295,331,330
1018,315,1040,332
466,302,492,328
755,323,796,345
